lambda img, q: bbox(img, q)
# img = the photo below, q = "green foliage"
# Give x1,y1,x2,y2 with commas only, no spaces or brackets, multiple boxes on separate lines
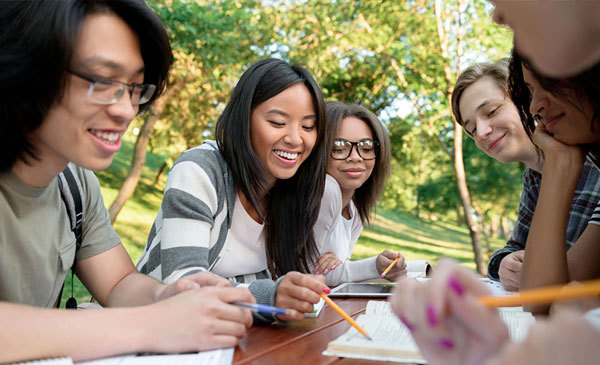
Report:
146,0,275,157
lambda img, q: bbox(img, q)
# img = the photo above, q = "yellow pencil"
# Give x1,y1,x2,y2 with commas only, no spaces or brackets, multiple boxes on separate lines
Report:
380,257,399,278
320,294,372,341
478,279,600,308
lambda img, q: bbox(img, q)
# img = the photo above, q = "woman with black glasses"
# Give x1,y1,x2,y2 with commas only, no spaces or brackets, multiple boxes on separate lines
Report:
312,101,405,285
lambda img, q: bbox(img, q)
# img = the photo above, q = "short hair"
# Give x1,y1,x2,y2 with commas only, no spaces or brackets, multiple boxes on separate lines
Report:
215,58,328,277
451,59,510,133
325,101,391,225
0,0,172,172
508,47,600,146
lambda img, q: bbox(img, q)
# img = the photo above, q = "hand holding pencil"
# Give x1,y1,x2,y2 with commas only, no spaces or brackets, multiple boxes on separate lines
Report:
274,271,330,321
377,250,406,280
390,258,600,365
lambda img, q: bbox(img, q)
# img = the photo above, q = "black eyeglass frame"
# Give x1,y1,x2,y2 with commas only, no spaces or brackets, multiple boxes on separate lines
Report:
330,138,380,160
68,70,156,105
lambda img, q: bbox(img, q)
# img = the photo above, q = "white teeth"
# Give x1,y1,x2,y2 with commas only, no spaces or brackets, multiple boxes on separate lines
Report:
274,150,298,160
91,130,120,144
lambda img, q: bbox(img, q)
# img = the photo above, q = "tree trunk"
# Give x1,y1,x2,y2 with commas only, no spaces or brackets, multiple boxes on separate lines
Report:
432,0,485,274
456,205,463,226
502,215,511,240
472,200,491,253
154,160,169,186
453,122,486,274
108,76,191,224
491,214,499,238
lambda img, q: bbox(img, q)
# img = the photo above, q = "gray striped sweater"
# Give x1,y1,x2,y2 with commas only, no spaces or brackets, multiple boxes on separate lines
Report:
137,140,282,323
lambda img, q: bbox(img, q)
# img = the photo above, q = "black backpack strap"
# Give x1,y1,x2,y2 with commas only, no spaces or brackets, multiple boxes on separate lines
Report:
57,165,85,309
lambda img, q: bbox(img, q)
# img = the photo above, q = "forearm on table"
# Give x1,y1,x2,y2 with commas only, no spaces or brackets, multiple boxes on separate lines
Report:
0,301,154,363
325,256,378,286
106,272,165,307
521,167,579,290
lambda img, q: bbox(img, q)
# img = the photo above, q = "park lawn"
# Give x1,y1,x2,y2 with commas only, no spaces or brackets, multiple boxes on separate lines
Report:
61,138,506,306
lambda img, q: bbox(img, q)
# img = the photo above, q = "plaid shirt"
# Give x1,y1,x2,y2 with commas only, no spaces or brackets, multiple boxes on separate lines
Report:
488,156,600,279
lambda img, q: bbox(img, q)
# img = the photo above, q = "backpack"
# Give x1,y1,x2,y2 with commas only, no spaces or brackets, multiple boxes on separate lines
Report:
56,165,85,309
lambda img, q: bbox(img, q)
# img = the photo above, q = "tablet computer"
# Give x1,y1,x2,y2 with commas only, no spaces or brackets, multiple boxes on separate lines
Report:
329,282,396,297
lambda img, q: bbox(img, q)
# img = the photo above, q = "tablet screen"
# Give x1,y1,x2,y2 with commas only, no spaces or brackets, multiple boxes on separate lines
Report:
329,283,395,297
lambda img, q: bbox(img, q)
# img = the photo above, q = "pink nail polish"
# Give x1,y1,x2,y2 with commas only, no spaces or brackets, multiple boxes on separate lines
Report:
438,338,454,349
324,269,329,274
447,275,464,296
322,287,331,294
427,304,438,327
331,264,336,270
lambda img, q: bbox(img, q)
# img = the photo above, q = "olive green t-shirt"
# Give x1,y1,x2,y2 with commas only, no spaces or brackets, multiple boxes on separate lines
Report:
0,164,120,307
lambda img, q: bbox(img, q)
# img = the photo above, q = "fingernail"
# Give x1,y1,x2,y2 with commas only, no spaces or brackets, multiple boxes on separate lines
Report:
313,267,318,273
438,338,454,350
447,275,464,296
324,269,329,274
399,316,415,331
322,287,331,294
427,304,438,327
331,264,336,270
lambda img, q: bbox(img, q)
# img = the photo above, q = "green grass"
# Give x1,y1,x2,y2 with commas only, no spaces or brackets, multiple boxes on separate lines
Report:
355,210,505,271
61,135,505,306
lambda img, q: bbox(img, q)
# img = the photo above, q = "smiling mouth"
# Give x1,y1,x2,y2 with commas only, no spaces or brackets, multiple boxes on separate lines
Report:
89,129,121,144
544,113,565,132
274,150,299,160
488,133,506,152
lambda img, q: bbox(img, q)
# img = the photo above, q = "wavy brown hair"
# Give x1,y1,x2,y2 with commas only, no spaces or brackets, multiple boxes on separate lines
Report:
451,59,510,135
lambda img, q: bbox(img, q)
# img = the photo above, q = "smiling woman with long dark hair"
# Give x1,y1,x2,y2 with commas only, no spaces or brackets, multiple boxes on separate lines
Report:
137,58,332,323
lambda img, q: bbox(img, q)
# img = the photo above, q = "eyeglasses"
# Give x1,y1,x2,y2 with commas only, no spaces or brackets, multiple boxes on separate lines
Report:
330,139,379,160
69,71,156,105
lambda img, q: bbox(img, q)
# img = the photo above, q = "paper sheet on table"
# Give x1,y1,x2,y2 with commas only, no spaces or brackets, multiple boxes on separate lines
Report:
305,297,326,318
8,358,73,365
77,348,233,365
480,277,517,297
324,301,535,363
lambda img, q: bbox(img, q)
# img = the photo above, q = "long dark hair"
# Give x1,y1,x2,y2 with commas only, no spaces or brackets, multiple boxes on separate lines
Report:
215,58,328,278
0,0,172,172
325,101,391,225
508,47,600,145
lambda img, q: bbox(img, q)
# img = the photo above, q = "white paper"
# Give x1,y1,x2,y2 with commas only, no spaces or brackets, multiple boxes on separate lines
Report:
324,300,535,363
77,348,233,365
305,297,326,318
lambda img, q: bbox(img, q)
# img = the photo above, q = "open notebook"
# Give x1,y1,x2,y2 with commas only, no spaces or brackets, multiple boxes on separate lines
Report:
323,301,535,363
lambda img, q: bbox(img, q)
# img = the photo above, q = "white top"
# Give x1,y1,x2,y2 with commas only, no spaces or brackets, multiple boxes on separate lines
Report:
313,175,379,286
211,194,267,278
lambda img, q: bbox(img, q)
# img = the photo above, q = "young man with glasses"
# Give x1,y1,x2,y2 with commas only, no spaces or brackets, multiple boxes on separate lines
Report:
0,1,254,362
312,101,406,285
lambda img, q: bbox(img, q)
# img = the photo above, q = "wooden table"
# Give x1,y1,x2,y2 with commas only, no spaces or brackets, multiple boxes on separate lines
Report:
233,298,400,365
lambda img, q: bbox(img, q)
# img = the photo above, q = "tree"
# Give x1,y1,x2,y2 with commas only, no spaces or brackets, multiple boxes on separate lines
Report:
108,0,274,222
269,0,512,273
